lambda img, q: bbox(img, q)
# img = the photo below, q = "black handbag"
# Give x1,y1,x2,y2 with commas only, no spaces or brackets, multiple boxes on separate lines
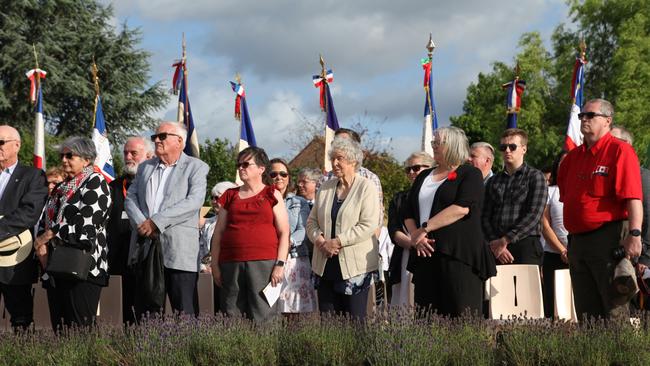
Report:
46,244,94,281
135,238,166,313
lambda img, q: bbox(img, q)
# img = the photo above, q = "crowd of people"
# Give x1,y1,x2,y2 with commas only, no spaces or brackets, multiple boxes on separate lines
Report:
0,97,648,331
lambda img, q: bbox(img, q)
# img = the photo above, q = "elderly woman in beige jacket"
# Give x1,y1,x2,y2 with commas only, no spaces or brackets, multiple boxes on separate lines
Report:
307,137,379,319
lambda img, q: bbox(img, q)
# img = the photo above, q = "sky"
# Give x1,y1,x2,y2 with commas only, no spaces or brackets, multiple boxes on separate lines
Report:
104,0,571,162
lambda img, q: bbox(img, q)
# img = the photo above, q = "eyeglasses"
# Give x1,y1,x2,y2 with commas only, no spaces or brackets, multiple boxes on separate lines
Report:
430,140,443,148
270,171,289,179
150,132,181,142
404,164,430,173
498,144,519,152
60,152,77,160
0,139,16,146
577,112,610,120
211,195,220,201
236,161,256,169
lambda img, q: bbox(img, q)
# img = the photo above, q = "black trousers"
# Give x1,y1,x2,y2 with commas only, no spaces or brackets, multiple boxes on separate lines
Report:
164,268,198,316
47,279,102,331
542,251,569,318
508,236,544,265
569,221,629,321
121,272,136,324
0,283,33,329
414,253,483,318
318,279,370,320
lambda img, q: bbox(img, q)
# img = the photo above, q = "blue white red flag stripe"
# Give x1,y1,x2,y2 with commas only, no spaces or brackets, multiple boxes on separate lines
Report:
502,78,526,129
25,69,46,103
564,57,586,151
33,86,45,170
177,71,200,157
239,96,257,148
92,95,115,182
422,58,438,155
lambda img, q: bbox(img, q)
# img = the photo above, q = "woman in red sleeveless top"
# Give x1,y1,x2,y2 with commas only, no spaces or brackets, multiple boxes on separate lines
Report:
209,147,290,322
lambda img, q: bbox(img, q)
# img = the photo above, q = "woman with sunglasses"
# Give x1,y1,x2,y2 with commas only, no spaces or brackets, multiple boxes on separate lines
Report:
270,158,317,316
403,127,496,317
34,136,112,330
209,147,290,322
387,151,433,307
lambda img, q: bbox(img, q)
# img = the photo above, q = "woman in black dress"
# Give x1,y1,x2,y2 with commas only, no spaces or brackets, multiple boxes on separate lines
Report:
404,126,496,317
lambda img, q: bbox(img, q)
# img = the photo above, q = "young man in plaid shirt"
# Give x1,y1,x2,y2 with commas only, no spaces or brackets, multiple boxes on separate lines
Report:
482,128,548,265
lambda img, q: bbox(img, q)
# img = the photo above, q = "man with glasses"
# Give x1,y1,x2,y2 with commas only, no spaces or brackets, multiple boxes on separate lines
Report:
469,142,495,184
558,99,643,320
106,136,153,324
0,125,48,330
125,122,209,317
297,168,320,209
483,128,547,265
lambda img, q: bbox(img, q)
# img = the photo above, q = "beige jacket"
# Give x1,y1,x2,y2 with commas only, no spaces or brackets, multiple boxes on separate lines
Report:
307,173,379,279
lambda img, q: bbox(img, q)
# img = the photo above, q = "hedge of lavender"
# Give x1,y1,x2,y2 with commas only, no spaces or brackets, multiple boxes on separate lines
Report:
2,310,650,365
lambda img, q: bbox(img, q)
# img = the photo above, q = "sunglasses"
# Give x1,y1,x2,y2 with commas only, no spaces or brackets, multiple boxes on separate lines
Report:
236,161,256,169
270,171,289,179
150,132,181,142
211,195,220,201
498,143,519,152
577,112,609,120
404,164,430,173
60,152,77,160
0,139,16,146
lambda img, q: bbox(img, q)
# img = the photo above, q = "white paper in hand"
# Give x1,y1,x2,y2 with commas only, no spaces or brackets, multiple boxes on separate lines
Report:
262,281,282,307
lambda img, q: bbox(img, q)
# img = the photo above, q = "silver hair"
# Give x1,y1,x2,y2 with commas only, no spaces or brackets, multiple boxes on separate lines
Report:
158,121,188,142
470,141,495,159
59,136,97,162
329,137,363,171
211,181,238,197
126,135,154,153
405,151,434,167
587,98,615,118
298,167,322,182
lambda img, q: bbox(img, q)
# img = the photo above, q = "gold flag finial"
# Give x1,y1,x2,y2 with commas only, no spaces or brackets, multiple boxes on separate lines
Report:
91,57,100,97
319,54,327,80
514,62,521,79
235,72,242,85
579,37,587,61
426,33,436,59
32,44,40,69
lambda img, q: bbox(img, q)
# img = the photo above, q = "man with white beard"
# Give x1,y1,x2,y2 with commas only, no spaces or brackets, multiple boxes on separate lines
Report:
106,136,153,324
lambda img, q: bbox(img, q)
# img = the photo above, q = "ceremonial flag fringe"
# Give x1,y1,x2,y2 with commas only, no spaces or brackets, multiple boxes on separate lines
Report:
422,57,438,156
25,68,46,103
33,85,46,170
564,56,586,151
176,68,200,157
502,78,526,129
92,95,115,182
230,81,257,152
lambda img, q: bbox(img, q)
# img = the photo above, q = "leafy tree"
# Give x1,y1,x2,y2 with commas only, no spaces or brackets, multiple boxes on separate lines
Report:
0,0,168,147
201,138,237,203
363,151,410,220
451,32,562,169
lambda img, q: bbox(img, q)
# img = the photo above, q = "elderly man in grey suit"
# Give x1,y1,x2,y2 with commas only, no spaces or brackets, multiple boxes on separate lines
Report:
125,121,209,316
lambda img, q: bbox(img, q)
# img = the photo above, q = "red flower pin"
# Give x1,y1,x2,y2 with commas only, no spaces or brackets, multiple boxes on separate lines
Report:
447,171,457,181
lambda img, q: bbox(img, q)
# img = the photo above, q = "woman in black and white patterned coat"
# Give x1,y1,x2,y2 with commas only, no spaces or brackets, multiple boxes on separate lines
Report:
34,136,112,330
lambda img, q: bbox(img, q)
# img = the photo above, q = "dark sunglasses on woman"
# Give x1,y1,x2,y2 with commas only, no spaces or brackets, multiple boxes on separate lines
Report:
270,171,289,178
404,165,429,173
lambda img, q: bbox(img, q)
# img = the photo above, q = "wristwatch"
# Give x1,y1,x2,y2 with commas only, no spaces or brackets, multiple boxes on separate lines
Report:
629,229,642,237
422,222,429,233
274,260,285,267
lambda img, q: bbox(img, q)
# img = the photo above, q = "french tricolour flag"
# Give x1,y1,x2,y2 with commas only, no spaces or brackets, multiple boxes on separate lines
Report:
564,57,586,151
230,82,257,151
422,58,438,156
33,86,45,170
177,71,200,157
92,95,115,182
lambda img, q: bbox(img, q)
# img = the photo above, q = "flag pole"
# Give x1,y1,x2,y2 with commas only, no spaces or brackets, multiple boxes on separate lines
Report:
179,33,190,128
422,33,436,156
32,44,41,100
91,58,100,128
235,73,244,185
320,55,333,172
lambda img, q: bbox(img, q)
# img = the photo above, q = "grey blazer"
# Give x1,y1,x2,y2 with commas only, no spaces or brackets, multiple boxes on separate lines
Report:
125,153,209,272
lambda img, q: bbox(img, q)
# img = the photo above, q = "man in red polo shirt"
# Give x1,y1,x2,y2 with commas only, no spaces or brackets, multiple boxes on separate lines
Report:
558,98,643,321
